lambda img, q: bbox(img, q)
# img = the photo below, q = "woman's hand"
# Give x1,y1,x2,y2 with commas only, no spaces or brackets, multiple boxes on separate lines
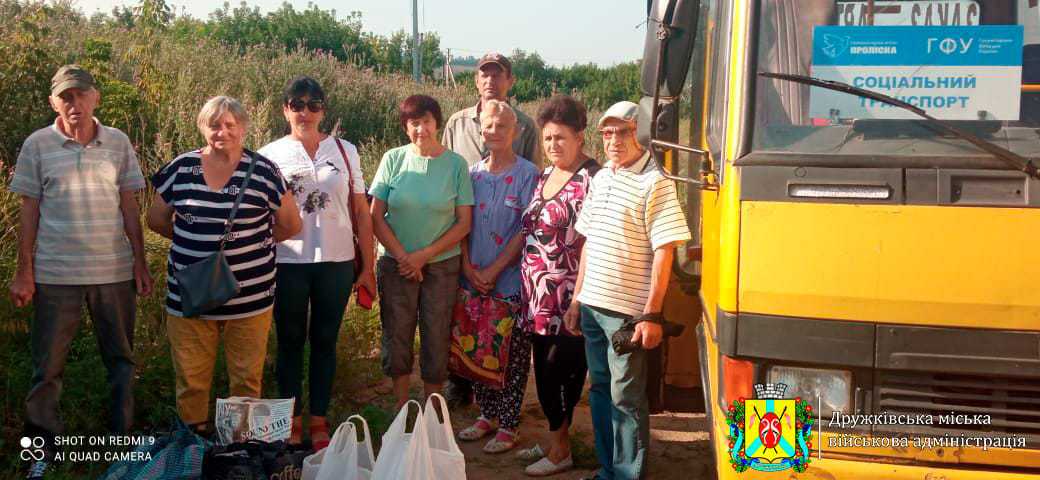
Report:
355,268,377,298
476,265,503,295
563,300,582,335
463,263,493,294
398,248,433,280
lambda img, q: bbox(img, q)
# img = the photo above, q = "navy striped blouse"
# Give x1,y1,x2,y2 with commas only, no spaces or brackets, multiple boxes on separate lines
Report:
151,150,287,320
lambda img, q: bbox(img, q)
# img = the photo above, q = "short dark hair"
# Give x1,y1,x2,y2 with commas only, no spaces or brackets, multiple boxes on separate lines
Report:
283,76,325,105
536,95,588,134
399,94,443,130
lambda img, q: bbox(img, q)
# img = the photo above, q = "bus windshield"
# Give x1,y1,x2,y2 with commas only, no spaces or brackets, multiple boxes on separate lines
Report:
752,0,1040,160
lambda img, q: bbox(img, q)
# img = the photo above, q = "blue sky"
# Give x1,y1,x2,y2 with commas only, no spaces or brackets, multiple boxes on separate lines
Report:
74,0,650,66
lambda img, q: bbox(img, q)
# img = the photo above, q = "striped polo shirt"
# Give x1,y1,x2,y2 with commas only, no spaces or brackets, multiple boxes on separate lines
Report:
9,119,146,285
151,150,287,320
575,151,691,316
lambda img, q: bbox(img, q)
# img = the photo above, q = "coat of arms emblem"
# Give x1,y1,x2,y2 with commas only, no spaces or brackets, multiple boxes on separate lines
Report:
726,383,814,473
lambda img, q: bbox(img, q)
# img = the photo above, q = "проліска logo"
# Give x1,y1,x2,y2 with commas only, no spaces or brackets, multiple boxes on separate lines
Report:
726,383,814,473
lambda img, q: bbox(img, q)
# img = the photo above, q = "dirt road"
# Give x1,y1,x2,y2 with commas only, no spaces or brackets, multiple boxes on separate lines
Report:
447,375,718,479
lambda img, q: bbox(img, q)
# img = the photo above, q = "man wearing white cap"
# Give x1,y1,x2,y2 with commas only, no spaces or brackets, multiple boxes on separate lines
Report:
567,101,691,479
10,65,151,479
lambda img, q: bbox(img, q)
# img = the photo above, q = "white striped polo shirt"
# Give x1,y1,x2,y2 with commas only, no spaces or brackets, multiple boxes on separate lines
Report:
574,150,691,316
9,119,146,285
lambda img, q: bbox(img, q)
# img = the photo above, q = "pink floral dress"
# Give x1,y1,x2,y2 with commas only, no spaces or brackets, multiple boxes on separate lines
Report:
519,158,600,336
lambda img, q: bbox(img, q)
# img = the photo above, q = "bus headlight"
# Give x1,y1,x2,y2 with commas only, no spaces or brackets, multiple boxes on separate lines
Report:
768,365,853,415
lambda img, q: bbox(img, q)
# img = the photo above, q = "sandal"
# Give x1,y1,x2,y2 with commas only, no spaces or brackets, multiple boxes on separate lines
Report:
458,416,498,441
310,419,331,451
483,428,518,454
525,454,574,476
516,443,545,461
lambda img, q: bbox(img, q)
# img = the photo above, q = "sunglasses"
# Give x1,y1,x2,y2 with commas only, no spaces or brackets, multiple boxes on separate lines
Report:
288,98,324,113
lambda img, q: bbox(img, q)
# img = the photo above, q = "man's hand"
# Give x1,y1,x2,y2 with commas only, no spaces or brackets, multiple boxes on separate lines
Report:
563,301,582,335
355,268,377,298
630,321,663,350
9,271,34,308
134,258,153,296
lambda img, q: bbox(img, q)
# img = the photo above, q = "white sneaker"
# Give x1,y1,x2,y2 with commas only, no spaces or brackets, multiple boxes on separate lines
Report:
524,454,574,476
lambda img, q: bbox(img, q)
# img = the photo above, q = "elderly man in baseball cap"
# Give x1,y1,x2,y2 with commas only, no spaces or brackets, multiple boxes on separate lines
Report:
566,101,691,479
441,52,541,409
12,65,151,479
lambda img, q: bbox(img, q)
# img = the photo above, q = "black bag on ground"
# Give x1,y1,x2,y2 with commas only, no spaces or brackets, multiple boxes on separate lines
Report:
201,440,311,480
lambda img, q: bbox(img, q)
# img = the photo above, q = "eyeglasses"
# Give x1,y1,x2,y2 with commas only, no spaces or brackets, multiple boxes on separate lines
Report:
288,98,324,113
599,127,634,140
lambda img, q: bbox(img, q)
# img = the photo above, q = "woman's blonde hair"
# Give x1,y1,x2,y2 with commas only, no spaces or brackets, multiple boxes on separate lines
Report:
479,99,517,127
197,96,249,134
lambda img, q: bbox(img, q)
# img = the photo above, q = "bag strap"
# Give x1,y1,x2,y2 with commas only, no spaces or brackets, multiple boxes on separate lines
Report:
334,138,360,242
346,414,376,463
327,420,357,454
424,393,454,436
219,151,259,251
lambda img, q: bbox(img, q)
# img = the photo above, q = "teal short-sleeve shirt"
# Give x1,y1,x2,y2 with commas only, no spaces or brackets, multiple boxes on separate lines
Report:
369,145,475,262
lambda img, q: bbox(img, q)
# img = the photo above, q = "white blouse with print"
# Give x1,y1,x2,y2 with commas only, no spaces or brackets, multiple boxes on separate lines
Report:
258,135,365,263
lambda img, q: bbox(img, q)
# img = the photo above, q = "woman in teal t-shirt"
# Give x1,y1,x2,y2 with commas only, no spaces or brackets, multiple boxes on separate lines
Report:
369,94,475,410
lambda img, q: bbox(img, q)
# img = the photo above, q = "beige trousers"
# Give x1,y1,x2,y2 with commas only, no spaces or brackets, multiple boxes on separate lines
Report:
166,309,273,425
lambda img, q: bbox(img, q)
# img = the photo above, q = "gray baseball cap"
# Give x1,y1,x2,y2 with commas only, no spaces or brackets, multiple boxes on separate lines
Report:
50,65,95,96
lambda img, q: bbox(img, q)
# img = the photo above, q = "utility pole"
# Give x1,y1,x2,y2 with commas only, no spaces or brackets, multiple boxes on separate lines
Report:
412,0,420,83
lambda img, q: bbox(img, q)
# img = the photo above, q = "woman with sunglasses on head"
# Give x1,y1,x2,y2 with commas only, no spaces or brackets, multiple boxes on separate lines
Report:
257,76,376,449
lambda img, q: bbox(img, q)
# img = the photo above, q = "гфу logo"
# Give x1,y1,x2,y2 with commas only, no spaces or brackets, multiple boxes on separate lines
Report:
726,383,813,473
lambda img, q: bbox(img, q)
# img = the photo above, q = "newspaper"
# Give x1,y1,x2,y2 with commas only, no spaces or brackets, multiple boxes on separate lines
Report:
215,397,295,445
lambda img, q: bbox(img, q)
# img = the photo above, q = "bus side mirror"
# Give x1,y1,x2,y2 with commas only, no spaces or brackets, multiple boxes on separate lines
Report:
641,0,700,99
638,97,678,148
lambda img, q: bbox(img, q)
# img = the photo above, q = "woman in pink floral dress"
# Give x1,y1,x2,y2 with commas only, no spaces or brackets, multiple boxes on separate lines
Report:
518,96,601,476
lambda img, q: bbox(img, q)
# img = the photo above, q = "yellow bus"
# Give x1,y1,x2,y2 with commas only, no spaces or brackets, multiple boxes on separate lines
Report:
641,0,1040,477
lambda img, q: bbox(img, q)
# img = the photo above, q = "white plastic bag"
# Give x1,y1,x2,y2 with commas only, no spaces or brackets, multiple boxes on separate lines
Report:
424,393,466,479
371,400,435,479
303,415,376,480
301,447,325,480
349,414,376,480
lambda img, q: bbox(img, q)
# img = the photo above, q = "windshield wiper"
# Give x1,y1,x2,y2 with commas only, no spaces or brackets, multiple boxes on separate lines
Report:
760,72,1040,180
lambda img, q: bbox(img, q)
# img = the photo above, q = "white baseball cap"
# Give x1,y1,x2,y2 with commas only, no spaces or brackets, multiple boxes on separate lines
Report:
598,101,639,127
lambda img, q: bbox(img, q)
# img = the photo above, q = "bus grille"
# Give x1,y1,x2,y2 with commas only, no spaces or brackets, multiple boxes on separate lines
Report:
876,371,1040,445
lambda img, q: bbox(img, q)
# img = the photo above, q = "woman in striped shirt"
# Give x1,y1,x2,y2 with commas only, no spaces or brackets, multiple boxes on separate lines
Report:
147,96,302,432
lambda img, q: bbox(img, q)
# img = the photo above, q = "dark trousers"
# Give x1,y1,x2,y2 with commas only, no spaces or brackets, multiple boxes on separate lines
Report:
273,261,355,417
532,333,588,431
25,281,137,454
376,256,460,383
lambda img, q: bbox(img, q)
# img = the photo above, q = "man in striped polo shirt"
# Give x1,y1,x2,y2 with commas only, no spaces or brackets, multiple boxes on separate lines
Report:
569,101,692,480
9,65,151,478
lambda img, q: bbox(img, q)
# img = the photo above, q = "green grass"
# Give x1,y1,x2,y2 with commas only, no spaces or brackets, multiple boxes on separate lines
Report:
1,296,388,478
0,4,612,477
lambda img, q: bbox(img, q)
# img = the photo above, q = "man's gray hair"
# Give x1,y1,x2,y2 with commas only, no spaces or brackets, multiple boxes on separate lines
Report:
479,99,517,127
197,96,249,133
